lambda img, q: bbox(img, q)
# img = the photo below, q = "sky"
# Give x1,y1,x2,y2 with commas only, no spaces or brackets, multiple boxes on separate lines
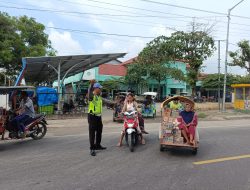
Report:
0,0,250,75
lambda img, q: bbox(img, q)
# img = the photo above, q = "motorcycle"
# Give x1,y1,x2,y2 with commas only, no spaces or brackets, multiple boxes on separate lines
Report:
123,110,140,152
3,110,48,140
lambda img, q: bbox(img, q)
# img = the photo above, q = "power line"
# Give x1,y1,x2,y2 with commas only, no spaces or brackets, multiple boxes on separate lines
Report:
2,2,250,38
136,0,250,20
3,4,250,38
4,0,250,30
81,0,250,26
0,4,184,31
136,0,226,16
59,0,225,20
47,26,155,38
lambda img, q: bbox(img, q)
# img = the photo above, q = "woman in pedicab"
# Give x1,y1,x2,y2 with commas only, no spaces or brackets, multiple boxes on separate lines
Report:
160,96,199,154
178,102,198,146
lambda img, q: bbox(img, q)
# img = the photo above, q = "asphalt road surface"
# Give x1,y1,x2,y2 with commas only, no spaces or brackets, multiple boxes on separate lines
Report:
1,119,250,190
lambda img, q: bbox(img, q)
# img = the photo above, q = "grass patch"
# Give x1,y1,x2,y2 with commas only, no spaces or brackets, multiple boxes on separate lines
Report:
198,112,207,118
234,109,250,114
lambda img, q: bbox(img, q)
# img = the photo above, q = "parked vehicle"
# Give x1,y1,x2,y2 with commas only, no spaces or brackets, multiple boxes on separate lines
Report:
140,92,157,118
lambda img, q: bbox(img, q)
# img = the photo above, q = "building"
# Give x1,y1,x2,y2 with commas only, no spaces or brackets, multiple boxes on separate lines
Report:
61,57,191,99
121,57,191,99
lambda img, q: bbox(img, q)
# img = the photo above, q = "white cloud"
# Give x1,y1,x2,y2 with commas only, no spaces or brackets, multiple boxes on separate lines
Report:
150,24,174,37
48,22,84,55
102,40,116,50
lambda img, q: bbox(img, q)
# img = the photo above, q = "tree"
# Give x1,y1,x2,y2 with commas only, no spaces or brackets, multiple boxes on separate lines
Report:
137,36,185,98
235,75,250,84
171,31,215,95
0,12,56,78
101,77,125,93
124,62,147,94
202,73,239,89
229,40,250,74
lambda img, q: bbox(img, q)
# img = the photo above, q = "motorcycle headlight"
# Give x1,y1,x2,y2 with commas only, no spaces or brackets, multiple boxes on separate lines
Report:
127,123,134,128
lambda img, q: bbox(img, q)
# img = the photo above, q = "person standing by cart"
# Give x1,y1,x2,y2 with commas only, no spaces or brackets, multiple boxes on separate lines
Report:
87,81,106,156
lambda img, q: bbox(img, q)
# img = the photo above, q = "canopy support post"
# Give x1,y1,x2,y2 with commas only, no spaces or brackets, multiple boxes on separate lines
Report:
57,60,62,114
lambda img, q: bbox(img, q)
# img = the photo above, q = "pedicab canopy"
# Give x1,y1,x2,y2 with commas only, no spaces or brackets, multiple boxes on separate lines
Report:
161,96,195,109
0,86,35,95
142,92,157,99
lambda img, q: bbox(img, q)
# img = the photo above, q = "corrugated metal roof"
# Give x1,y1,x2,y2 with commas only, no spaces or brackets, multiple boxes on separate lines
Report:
23,53,126,83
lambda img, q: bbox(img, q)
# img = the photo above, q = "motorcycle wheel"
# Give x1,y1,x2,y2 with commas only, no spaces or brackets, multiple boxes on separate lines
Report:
30,122,47,140
129,133,135,152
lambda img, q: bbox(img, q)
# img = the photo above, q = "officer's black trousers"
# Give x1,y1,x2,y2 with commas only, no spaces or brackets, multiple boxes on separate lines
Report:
88,114,103,150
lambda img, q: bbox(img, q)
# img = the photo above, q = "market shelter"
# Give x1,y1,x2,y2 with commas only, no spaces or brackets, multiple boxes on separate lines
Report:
15,53,126,112
231,84,250,110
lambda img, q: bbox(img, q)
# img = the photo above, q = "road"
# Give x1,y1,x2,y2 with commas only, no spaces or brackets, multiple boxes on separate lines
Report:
1,119,250,190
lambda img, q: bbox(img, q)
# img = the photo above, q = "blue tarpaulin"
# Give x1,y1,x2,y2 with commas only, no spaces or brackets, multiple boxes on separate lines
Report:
37,87,58,106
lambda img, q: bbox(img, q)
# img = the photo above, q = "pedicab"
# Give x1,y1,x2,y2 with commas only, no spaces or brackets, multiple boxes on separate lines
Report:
0,86,48,141
140,92,157,118
159,96,198,154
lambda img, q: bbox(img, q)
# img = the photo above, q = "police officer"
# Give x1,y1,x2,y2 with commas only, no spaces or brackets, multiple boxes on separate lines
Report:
88,82,106,156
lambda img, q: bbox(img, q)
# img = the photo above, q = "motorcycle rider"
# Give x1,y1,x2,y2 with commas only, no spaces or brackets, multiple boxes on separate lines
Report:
12,91,35,138
117,93,145,147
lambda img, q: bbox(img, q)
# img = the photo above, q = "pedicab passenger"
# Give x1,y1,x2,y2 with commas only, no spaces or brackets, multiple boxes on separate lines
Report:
169,98,183,111
117,93,146,147
144,95,153,112
178,103,198,146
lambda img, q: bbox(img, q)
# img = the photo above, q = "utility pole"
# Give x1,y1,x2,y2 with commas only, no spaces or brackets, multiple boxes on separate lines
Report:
218,40,221,111
222,0,245,112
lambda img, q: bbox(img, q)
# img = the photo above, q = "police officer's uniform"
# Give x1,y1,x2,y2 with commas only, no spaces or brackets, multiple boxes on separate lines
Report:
88,83,106,156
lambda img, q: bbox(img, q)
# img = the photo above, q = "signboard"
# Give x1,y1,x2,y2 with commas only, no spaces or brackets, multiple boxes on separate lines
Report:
82,68,96,80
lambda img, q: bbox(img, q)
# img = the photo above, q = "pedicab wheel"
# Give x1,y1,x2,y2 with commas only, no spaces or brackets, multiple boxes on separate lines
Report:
31,122,47,140
192,148,198,155
160,144,164,152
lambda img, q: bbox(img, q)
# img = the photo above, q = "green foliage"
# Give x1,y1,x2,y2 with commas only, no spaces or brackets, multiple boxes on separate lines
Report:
198,112,207,118
170,31,215,94
101,77,125,92
0,12,56,77
136,32,215,96
137,36,185,97
124,62,148,94
202,74,240,89
235,75,250,84
137,36,176,65
229,40,250,74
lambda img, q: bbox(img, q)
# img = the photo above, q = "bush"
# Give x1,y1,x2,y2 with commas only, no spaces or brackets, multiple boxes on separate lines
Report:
198,112,207,118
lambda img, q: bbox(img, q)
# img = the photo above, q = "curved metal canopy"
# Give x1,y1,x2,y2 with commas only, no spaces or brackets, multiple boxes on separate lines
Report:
21,53,126,83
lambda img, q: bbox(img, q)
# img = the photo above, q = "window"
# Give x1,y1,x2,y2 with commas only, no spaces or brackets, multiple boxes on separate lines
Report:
236,88,243,100
245,87,250,100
